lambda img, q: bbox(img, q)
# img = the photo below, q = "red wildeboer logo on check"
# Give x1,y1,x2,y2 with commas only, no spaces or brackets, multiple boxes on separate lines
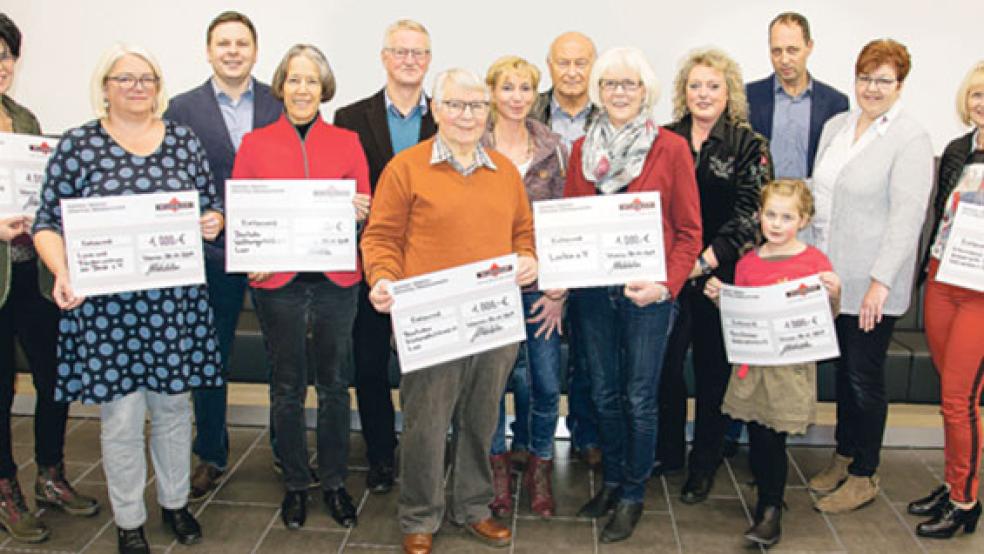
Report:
476,262,513,279
155,197,194,213
618,197,656,211
784,282,822,298
29,142,53,155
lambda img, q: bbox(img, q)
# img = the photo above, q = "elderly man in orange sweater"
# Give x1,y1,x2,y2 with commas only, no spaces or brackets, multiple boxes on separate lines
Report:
360,68,537,554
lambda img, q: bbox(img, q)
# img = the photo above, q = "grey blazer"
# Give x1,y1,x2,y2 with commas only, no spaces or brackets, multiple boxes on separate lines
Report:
804,108,934,316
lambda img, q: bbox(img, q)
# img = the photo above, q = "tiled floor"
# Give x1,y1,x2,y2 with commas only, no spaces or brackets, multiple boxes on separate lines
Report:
4,415,982,553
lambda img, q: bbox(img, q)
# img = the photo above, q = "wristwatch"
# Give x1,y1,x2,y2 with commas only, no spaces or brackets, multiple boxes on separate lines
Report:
698,254,714,276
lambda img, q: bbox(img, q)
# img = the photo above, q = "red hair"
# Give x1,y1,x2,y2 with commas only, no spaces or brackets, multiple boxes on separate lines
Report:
855,39,911,82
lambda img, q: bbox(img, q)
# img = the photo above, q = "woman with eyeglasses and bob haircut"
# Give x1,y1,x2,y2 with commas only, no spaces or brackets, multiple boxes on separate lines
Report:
562,47,702,543
32,43,225,553
803,39,933,515
660,47,772,509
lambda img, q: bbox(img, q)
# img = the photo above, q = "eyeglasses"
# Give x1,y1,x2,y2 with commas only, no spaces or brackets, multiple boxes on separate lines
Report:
600,79,643,93
384,47,431,60
441,100,490,117
856,75,897,90
106,73,160,89
552,58,591,71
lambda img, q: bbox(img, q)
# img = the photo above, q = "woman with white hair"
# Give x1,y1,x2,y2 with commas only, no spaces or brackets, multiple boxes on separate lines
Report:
564,47,702,543
32,43,224,553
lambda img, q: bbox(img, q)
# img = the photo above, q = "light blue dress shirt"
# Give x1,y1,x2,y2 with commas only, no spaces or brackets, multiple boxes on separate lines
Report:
211,78,255,151
549,95,591,150
770,75,813,179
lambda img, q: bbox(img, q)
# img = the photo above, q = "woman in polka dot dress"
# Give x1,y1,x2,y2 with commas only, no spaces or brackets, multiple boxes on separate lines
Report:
32,44,222,552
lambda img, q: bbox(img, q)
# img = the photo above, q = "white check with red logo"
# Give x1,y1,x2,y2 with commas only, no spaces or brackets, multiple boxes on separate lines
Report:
533,192,666,290
390,254,526,374
935,201,984,292
0,132,55,218
719,275,839,366
61,191,205,296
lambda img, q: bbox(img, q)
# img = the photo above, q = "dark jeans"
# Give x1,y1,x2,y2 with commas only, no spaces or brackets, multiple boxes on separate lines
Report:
0,260,67,478
566,300,599,451
834,314,898,477
253,278,357,491
747,422,787,508
492,291,562,459
352,280,397,468
192,257,247,470
659,280,731,473
572,287,674,503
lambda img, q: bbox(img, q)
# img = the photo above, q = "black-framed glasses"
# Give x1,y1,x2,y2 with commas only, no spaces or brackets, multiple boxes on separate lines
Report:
106,73,160,89
441,100,490,117
600,79,643,93
384,47,431,60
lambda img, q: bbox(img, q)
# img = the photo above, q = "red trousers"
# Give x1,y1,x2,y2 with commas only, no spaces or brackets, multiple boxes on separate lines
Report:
924,259,984,503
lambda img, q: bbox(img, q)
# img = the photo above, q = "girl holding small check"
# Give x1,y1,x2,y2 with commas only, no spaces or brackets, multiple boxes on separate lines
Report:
704,179,841,547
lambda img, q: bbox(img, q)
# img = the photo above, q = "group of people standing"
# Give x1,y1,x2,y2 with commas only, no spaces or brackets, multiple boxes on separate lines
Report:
0,8,981,554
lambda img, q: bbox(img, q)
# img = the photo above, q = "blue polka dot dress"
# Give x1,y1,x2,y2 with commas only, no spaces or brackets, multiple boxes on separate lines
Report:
32,119,224,404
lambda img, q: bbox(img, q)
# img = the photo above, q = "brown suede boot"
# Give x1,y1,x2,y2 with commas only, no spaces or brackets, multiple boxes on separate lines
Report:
808,453,853,494
489,453,512,517
524,455,555,518
0,478,49,543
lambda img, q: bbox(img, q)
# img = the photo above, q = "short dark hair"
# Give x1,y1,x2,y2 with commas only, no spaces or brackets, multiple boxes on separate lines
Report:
206,11,257,46
769,12,811,44
0,13,22,58
856,39,911,83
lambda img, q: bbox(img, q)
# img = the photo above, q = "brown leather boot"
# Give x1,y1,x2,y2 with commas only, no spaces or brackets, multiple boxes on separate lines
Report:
524,455,555,518
489,453,512,517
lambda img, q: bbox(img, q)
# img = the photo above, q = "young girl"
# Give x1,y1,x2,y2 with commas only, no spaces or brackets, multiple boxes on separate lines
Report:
705,179,841,548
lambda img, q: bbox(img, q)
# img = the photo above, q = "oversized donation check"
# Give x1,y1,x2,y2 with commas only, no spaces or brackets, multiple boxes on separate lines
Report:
61,191,205,296
225,179,356,272
934,201,984,292
534,192,666,289
719,275,839,365
0,132,56,218
390,254,526,374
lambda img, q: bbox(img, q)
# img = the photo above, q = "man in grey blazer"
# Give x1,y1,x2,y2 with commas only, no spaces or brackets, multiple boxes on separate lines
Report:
164,11,282,501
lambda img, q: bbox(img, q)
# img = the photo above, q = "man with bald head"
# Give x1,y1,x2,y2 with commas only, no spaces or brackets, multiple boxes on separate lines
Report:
530,31,601,470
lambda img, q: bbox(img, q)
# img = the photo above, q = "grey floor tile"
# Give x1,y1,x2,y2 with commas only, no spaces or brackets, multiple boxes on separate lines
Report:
788,447,837,488
171,503,278,553
515,456,594,518
346,486,401,546
877,449,944,503
211,442,284,503
768,488,844,552
672,496,751,553
513,517,595,554
821,493,925,553
62,420,104,464
598,511,678,553
253,527,346,553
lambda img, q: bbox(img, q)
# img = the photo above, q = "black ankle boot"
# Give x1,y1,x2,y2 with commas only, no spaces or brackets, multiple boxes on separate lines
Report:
916,501,981,539
908,484,949,516
576,485,620,518
161,506,202,545
117,526,149,554
600,502,643,543
744,504,782,547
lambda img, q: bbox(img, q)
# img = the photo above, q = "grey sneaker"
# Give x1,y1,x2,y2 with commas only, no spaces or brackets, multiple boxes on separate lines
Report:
35,464,99,517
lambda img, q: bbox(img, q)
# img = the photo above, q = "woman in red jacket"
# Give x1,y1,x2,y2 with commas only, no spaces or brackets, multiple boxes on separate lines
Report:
231,44,370,531
565,47,702,543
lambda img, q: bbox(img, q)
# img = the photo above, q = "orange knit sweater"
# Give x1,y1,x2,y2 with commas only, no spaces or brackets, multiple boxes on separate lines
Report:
361,137,535,285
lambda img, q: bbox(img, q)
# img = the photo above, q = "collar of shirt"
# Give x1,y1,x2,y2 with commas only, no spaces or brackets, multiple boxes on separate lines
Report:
973,128,981,151
430,135,497,176
385,89,428,119
772,74,814,100
843,100,904,140
211,77,255,106
549,93,591,121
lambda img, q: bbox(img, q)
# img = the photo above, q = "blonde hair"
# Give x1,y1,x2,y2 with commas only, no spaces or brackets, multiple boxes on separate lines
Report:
672,48,748,123
761,179,815,219
90,43,168,118
956,61,984,126
382,19,430,50
587,47,661,113
485,56,540,121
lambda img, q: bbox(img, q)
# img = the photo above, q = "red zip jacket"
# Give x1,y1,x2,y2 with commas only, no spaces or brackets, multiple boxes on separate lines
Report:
564,129,702,298
231,114,371,289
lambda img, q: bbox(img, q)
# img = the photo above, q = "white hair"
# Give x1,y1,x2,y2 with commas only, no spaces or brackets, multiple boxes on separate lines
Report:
587,47,661,113
431,68,490,103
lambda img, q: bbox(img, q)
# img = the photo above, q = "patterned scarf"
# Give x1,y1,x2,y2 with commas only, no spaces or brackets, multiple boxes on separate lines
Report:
580,111,659,194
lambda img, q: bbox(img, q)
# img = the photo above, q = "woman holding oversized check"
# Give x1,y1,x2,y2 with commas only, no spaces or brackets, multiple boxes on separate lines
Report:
563,47,702,543
906,61,984,539
32,44,223,551
230,44,370,531
0,13,99,544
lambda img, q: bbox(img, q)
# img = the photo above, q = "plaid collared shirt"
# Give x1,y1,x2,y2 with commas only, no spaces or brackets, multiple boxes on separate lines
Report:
430,135,497,176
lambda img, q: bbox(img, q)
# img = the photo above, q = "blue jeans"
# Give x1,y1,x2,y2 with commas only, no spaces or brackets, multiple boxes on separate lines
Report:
192,257,247,470
491,292,562,459
253,277,357,491
572,286,674,503
566,300,599,451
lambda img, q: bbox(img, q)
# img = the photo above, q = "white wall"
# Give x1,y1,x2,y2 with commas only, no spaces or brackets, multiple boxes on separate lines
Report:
3,0,979,152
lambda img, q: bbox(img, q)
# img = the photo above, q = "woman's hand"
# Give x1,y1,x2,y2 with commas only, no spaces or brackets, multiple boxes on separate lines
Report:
369,278,394,313
527,291,566,340
0,215,28,242
353,193,370,223
858,279,889,332
623,280,669,308
516,255,538,287
52,272,85,310
200,211,224,241
247,272,273,283
703,276,723,301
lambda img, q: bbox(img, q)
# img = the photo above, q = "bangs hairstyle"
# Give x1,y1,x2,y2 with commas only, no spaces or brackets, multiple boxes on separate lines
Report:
760,179,815,218
587,47,660,112
431,68,489,104
672,47,748,123
855,39,911,82
271,44,336,103
956,61,984,126
486,55,540,121
382,19,430,49
90,43,168,118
